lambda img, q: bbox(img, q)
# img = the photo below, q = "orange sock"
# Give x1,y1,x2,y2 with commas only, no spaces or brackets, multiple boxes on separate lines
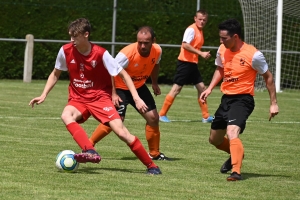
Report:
229,138,244,174
89,123,112,146
145,125,160,158
198,99,209,119
66,122,94,151
128,136,157,168
159,94,175,116
216,136,230,154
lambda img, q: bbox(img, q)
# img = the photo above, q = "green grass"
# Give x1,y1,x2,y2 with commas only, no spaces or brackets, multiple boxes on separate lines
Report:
0,80,299,200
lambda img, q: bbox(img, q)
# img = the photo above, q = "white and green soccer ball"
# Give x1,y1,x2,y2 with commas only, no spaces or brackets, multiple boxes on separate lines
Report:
55,150,79,172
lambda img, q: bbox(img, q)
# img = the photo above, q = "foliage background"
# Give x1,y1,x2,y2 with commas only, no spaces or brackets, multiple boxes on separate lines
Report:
0,0,243,83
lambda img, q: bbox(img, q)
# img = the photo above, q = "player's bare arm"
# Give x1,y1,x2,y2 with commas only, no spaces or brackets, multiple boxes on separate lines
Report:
262,70,279,121
182,42,211,59
29,68,62,108
200,66,224,103
150,64,161,96
117,69,148,113
111,76,122,107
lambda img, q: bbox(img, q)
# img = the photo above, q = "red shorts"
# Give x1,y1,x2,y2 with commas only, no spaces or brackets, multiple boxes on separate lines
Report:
67,96,121,124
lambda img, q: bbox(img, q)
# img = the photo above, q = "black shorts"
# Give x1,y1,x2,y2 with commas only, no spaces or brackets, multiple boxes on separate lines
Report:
211,94,255,134
173,60,203,86
116,84,156,117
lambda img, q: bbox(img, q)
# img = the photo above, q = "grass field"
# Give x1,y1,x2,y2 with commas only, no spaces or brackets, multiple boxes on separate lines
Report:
0,80,299,200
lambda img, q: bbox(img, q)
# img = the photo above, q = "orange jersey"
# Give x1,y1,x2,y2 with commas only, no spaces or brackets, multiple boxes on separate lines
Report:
178,23,204,63
216,43,268,96
114,43,162,90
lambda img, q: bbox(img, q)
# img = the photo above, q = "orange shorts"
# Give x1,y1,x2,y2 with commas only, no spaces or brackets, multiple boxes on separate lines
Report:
67,96,121,124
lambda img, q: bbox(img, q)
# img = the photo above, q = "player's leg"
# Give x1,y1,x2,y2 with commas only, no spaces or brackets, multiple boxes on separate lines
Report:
108,118,162,175
225,94,255,181
159,83,182,123
159,60,188,122
62,102,101,163
209,96,231,172
89,90,129,146
192,66,213,123
136,85,171,160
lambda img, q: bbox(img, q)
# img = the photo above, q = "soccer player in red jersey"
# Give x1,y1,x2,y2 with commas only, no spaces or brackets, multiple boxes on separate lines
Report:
28,18,161,175
89,26,171,161
200,19,279,181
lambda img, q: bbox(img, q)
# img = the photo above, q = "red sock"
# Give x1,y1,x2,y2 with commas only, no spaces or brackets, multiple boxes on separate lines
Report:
66,122,95,151
128,137,157,168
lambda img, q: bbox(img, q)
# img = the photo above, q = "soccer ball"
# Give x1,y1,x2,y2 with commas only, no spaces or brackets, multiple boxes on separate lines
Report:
55,150,79,172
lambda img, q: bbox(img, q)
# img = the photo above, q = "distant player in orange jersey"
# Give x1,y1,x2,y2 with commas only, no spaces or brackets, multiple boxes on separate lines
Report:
159,9,214,123
89,26,171,161
29,18,162,175
200,19,279,181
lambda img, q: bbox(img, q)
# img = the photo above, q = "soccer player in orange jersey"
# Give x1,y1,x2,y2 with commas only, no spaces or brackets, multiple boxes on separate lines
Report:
28,18,162,175
89,26,171,160
159,9,213,123
200,19,279,181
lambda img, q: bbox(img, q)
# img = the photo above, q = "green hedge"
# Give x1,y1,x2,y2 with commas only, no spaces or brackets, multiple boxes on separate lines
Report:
0,0,243,84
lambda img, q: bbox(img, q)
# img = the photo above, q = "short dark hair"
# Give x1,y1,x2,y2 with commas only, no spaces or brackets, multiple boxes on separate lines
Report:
218,19,242,38
137,26,156,40
68,18,91,37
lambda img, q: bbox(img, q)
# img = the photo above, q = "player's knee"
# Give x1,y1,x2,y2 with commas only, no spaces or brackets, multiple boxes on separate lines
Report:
170,84,182,96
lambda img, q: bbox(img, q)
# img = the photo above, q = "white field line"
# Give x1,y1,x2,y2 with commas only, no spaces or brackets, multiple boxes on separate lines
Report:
0,116,299,124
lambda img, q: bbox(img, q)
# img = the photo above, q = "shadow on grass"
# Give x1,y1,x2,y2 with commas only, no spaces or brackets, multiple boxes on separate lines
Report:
105,156,182,161
242,172,291,180
76,166,144,174
221,172,291,180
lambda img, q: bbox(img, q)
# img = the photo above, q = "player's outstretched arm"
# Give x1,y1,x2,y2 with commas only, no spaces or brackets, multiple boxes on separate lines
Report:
262,70,279,121
29,68,61,108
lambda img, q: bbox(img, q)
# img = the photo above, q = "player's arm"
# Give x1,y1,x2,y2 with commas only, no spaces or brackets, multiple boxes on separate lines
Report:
200,66,223,103
182,43,210,59
110,76,122,107
29,68,62,107
182,28,211,59
118,69,148,112
29,47,66,108
150,47,162,96
253,51,279,120
103,51,148,113
262,70,279,120
150,63,161,96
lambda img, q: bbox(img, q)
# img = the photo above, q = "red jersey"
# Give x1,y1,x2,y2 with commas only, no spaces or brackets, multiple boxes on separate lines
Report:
62,43,113,102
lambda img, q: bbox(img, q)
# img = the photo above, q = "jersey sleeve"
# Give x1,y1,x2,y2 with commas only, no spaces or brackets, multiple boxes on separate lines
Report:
215,46,223,67
115,52,129,69
182,28,195,43
156,45,162,64
252,51,268,74
54,47,68,71
102,50,123,76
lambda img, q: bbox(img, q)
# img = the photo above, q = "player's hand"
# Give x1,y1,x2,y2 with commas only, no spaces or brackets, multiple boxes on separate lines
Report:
112,93,122,108
199,89,212,103
269,103,279,121
201,51,211,60
134,98,148,114
28,96,46,108
152,84,161,96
